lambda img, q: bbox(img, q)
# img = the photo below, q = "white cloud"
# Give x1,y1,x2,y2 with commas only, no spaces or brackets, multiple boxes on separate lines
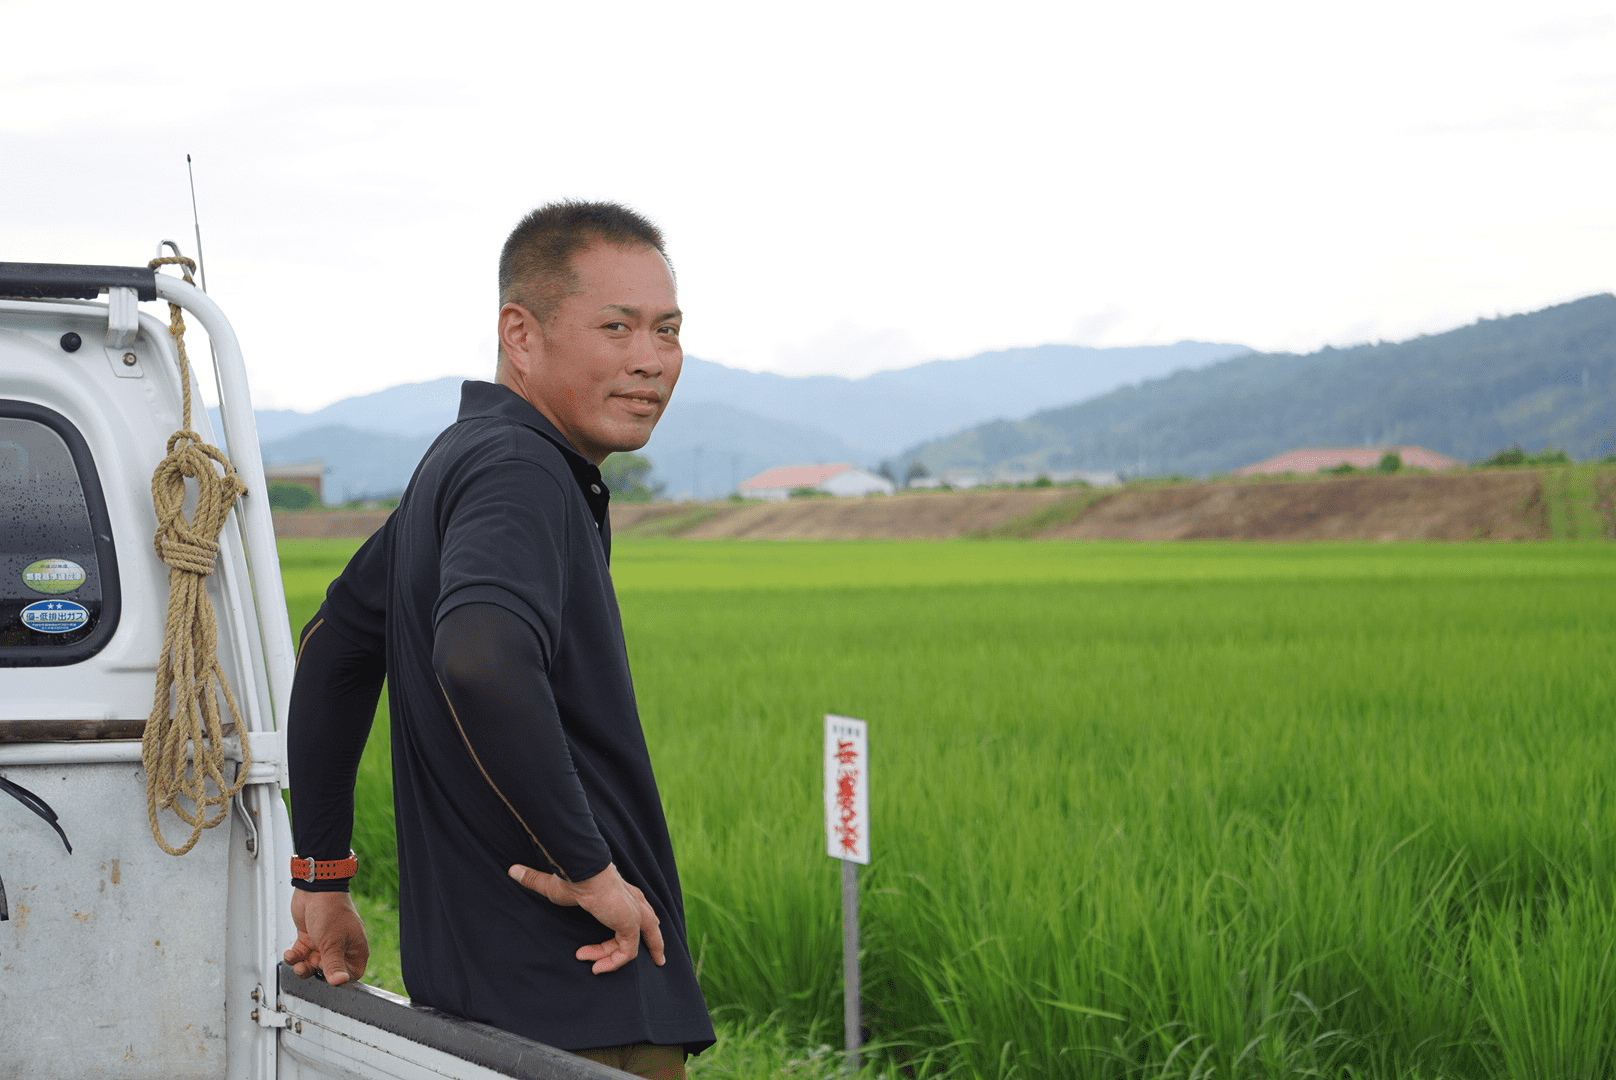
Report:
768,323,931,378
2,0,1612,409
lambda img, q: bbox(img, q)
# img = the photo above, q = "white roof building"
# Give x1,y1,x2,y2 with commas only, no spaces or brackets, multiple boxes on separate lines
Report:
738,463,896,501
263,460,325,501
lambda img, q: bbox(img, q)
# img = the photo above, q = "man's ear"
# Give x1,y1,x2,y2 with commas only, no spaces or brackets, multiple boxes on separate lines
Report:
497,302,542,380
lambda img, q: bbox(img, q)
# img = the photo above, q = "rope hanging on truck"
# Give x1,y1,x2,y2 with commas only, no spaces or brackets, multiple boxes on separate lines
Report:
142,255,253,856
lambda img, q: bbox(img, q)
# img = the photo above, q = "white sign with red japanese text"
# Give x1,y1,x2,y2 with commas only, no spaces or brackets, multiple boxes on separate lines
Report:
824,714,869,864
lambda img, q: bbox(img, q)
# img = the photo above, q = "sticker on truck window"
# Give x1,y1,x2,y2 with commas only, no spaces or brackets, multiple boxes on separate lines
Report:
19,600,90,633
22,558,86,594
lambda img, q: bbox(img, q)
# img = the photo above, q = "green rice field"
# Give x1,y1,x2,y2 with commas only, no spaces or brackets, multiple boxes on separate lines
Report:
278,537,1616,1079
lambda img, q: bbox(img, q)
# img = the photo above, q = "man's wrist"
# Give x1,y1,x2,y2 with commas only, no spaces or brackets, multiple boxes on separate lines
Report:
290,850,358,890
567,859,616,890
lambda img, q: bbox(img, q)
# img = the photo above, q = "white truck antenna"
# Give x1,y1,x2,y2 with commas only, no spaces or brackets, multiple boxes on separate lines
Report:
186,154,209,292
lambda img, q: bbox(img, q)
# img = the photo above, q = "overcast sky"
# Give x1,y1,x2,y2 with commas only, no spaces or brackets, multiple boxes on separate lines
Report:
4,0,1613,411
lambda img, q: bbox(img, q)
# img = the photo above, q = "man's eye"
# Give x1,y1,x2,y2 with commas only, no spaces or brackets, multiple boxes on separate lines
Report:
603,322,629,332
658,325,680,337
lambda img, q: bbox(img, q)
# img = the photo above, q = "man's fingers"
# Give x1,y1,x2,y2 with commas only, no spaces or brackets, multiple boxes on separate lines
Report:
574,905,643,974
288,931,367,986
289,950,322,980
332,928,370,984
576,932,636,974
285,936,320,978
640,899,666,967
624,885,666,967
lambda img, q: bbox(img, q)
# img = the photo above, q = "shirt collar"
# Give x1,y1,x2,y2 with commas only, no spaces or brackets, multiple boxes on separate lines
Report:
456,381,613,547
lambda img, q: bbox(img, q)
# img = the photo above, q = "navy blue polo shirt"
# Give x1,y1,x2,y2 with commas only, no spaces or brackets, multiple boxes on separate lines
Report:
288,380,712,1052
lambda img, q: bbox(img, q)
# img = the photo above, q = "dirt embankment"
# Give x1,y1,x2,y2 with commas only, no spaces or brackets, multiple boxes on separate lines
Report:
1048,472,1545,542
275,470,1573,542
273,510,393,539
611,488,1080,540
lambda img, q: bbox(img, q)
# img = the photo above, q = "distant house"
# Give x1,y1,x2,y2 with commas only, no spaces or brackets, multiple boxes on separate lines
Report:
264,460,325,501
739,463,896,501
911,468,1121,489
1235,446,1463,477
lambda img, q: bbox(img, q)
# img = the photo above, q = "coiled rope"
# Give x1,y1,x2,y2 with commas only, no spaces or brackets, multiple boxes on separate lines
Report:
142,255,252,856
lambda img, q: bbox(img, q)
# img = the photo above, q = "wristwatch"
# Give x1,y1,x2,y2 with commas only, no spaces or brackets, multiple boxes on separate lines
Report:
290,851,359,882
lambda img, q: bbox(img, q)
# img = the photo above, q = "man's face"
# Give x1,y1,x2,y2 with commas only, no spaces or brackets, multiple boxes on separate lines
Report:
502,243,682,464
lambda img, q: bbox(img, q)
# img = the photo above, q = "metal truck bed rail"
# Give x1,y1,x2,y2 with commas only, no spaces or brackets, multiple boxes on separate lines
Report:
277,964,632,1080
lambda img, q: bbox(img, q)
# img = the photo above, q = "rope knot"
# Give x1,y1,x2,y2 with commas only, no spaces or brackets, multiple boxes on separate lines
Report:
157,535,219,575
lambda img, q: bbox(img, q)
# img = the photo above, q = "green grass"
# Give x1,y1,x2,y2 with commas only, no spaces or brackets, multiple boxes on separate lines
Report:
616,504,727,537
279,537,1616,1078
963,488,1113,539
1543,464,1610,541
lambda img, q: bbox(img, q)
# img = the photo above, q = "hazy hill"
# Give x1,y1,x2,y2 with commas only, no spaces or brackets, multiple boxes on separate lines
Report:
243,340,1246,500
638,401,872,500
244,382,873,502
674,341,1247,458
900,295,1616,479
258,426,437,503
249,378,465,443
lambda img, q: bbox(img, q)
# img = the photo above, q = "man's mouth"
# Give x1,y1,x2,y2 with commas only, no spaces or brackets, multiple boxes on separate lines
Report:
615,392,661,415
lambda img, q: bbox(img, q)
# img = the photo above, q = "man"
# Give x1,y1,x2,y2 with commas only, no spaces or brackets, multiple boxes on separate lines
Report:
283,201,714,1078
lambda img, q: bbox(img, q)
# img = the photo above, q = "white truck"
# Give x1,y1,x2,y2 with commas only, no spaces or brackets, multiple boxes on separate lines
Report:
0,257,630,1080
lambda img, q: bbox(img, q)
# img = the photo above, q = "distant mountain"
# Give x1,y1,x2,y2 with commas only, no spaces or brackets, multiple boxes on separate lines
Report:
259,425,438,503
248,378,466,443
899,295,1616,479
639,401,874,500
241,381,869,502
255,401,873,503
675,341,1248,458
237,340,1247,501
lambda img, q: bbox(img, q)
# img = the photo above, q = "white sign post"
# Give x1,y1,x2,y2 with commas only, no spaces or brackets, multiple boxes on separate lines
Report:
825,714,868,1068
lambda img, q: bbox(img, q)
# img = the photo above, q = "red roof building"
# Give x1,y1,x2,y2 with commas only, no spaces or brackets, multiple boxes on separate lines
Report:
738,463,895,500
1235,446,1463,477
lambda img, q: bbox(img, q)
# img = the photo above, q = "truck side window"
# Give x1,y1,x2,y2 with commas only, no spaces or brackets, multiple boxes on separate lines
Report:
0,402,120,666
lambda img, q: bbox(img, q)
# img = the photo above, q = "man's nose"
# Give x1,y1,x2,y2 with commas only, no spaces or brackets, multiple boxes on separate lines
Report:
628,331,666,377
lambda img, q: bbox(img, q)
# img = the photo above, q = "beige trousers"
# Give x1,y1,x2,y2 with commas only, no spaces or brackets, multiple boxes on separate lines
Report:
571,1043,687,1080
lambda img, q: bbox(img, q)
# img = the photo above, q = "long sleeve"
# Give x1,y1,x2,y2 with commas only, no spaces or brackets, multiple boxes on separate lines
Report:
287,611,386,891
287,525,390,893
432,602,611,883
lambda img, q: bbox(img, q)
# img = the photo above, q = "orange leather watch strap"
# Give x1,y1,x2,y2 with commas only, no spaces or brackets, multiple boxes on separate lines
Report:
290,851,358,882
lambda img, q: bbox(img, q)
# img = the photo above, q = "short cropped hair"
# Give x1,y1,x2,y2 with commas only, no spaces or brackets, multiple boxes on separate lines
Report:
498,200,669,325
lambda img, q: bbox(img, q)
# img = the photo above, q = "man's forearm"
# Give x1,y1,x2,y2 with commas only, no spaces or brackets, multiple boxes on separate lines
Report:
287,609,387,892
433,602,612,883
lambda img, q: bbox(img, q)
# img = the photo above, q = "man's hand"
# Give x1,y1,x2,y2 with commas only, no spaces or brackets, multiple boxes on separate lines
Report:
508,861,666,974
286,890,370,987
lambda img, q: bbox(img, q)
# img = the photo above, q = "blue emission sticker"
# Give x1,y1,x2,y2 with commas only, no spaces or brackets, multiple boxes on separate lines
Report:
20,599,90,634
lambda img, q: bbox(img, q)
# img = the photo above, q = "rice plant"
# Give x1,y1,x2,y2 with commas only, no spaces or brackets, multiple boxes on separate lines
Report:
280,538,1616,1078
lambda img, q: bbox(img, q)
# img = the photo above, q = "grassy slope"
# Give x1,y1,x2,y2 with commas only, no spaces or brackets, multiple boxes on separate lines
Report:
281,538,1616,1079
